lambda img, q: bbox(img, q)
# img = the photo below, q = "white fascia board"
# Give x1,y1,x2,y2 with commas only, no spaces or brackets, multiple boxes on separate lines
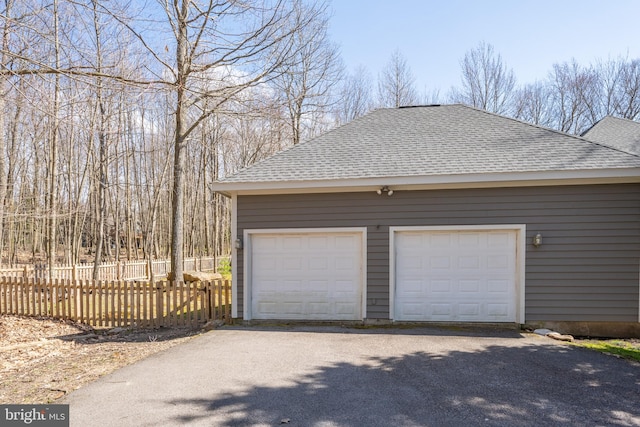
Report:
212,168,640,196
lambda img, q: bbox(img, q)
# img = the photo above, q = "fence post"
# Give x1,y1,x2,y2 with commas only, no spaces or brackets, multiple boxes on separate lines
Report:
148,259,154,283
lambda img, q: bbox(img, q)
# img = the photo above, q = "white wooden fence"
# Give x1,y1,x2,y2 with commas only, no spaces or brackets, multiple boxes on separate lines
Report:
0,256,230,281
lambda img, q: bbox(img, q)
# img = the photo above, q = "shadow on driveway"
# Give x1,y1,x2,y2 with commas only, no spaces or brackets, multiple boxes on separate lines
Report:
65,327,639,427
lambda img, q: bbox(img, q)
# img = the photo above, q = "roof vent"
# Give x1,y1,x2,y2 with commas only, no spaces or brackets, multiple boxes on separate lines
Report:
398,104,441,109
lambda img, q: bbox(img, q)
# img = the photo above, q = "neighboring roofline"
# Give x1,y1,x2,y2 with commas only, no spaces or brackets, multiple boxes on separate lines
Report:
581,116,607,137
212,167,640,197
580,115,640,156
581,115,640,137
466,106,640,159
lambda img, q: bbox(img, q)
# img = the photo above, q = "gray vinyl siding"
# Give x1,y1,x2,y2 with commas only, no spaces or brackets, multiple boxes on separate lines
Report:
236,183,640,322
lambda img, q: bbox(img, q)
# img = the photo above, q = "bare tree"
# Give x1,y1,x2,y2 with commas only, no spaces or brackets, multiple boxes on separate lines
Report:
596,57,625,118
377,49,418,108
46,0,61,277
608,58,640,120
513,81,554,128
274,1,342,144
117,0,319,280
0,0,359,272
336,65,373,125
547,60,599,134
0,0,16,267
90,0,108,279
450,42,516,115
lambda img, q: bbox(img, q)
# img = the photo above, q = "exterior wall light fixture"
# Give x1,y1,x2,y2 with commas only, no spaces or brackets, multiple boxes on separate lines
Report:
377,186,394,196
235,238,243,250
533,233,542,247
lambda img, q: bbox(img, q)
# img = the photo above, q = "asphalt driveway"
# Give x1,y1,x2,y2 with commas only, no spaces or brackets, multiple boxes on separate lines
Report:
63,326,640,427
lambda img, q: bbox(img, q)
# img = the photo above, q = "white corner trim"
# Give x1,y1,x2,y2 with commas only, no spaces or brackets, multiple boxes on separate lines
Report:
242,227,250,320
231,194,238,319
243,227,368,321
389,224,526,324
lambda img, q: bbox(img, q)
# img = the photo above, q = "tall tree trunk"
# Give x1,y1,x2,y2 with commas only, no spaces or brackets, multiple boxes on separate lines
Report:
170,0,189,281
0,0,16,267
92,0,107,280
47,0,61,278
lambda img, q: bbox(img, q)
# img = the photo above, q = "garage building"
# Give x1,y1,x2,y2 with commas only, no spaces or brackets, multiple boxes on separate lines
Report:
213,104,640,336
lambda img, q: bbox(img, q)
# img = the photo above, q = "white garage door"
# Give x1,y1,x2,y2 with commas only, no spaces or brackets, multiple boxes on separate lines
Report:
394,229,517,322
249,231,364,320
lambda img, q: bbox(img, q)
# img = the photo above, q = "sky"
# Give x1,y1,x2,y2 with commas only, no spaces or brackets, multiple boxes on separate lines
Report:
328,0,640,98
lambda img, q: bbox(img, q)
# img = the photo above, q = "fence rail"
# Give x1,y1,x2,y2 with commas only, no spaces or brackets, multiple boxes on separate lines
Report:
0,256,230,281
0,277,231,328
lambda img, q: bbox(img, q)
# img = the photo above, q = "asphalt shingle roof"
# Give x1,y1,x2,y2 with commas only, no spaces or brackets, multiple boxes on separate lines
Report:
581,115,640,155
219,104,640,184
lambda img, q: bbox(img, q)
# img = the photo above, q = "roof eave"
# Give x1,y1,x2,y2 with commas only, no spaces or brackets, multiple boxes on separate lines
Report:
212,168,640,197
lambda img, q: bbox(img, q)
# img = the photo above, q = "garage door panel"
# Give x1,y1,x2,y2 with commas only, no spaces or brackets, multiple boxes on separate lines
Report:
395,229,517,322
398,255,422,271
251,231,363,320
282,256,303,271
335,302,358,315
400,302,425,317
336,256,358,270
431,233,451,247
488,303,509,316
281,302,304,315
459,304,479,316
335,279,357,292
488,232,511,246
459,256,480,269
256,302,276,315
335,235,359,249
254,255,277,271
458,280,482,295
430,256,450,269
308,235,329,249
488,254,512,269
431,279,451,293
308,257,329,270
307,302,330,315
308,280,329,292
282,236,303,250
488,279,509,293
402,279,423,294
253,236,278,250
279,280,302,292
432,304,452,316
459,233,480,247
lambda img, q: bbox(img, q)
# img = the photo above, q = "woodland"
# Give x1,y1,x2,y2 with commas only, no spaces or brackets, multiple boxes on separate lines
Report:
0,1,638,278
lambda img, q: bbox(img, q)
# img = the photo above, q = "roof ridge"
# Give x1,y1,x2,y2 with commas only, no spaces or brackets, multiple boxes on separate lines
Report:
600,115,640,124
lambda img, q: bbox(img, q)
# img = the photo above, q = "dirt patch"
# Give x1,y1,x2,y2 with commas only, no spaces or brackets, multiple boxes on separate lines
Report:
0,315,202,404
